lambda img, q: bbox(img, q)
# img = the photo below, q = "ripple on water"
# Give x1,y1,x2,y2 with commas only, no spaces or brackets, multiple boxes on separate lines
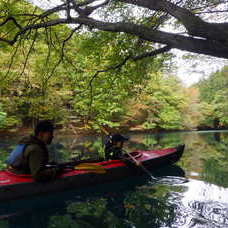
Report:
156,178,228,227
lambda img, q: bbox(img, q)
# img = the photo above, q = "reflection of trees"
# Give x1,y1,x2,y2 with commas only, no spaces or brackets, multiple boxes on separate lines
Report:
145,132,183,149
0,220,8,227
154,132,183,148
0,149,8,169
45,177,228,228
48,189,190,228
49,137,105,162
126,132,183,152
47,168,187,228
213,132,221,142
142,134,160,149
124,191,177,227
49,198,126,228
8,211,50,228
48,192,180,228
202,158,228,188
201,131,228,149
178,131,228,188
0,141,16,169
199,132,228,188
47,177,145,228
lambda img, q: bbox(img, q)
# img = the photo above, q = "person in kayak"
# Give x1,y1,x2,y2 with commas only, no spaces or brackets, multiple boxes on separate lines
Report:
104,133,129,160
6,120,62,181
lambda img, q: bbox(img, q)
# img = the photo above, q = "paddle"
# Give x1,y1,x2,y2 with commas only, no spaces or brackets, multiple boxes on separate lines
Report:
75,163,106,174
46,163,106,174
122,149,157,180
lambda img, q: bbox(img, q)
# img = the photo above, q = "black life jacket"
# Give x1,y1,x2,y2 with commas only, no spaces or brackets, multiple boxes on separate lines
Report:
103,135,122,160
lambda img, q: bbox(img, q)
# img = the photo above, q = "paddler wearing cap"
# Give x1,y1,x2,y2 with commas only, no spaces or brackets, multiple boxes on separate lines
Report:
104,133,129,160
6,120,62,181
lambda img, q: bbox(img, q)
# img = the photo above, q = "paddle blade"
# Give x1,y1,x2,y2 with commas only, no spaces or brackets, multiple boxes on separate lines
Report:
74,163,106,174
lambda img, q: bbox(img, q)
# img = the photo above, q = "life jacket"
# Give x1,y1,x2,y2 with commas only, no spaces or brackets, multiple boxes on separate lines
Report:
103,135,112,149
6,144,27,168
103,135,123,160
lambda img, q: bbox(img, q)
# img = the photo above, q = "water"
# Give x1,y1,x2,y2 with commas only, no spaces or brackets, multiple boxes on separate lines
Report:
0,130,228,227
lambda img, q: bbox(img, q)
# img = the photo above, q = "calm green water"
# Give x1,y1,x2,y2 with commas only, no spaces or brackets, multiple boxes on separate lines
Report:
0,130,228,228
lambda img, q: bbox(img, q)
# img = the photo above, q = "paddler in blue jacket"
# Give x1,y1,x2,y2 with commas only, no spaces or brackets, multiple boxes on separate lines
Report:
6,120,61,181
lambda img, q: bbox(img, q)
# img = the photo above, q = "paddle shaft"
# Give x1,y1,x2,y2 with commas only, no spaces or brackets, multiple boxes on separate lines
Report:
122,149,156,178
45,164,81,169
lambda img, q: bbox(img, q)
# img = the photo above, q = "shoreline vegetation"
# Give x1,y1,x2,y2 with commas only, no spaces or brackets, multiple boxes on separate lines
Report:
1,124,228,139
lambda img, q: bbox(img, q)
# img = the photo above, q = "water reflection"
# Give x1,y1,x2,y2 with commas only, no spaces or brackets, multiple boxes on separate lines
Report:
156,176,188,185
182,180,228,227
156,179,228,228
1,170,228,228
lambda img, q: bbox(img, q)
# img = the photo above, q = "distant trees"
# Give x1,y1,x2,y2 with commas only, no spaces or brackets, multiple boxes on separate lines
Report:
127,73,187,130
197,65,228,129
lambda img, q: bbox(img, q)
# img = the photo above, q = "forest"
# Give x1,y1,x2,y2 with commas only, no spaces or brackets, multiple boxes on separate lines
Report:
0,0,228,134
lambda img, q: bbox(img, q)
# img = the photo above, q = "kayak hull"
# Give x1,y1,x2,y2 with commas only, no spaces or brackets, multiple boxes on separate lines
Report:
0,144,185,201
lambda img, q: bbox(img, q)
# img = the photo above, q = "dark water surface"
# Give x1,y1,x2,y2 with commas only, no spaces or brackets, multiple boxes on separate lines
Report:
0,130,228,227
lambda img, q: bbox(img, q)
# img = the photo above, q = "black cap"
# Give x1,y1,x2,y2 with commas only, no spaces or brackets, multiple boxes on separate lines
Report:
111,134,129,142
34,120,54,135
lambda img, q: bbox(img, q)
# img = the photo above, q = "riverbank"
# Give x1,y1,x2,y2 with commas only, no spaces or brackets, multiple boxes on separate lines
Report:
0,126,180,138
1,125,227,140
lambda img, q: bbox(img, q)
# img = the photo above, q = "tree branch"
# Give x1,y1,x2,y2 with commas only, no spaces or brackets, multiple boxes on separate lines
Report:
196,10,228,15
47,25,82,81
69,17,228,59
66,0,71,19
1,15,228,58
88,45,171,90
0,16,22,29
19,29,38,78
2,42,21,81
132,45,171,60
1,0,228,59
120,0,228,41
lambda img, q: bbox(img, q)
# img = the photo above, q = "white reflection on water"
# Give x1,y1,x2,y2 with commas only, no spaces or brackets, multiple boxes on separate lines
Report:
182,179,228,205
172,179,228,227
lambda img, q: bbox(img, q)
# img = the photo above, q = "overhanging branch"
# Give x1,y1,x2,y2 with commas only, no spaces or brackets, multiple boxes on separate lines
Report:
1,0,228,59
89,45,171,88
0,16,22,29
132,45,171,60
119,0,228,41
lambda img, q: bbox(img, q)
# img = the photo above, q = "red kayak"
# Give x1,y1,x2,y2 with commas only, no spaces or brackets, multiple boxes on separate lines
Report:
0,144,184,201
